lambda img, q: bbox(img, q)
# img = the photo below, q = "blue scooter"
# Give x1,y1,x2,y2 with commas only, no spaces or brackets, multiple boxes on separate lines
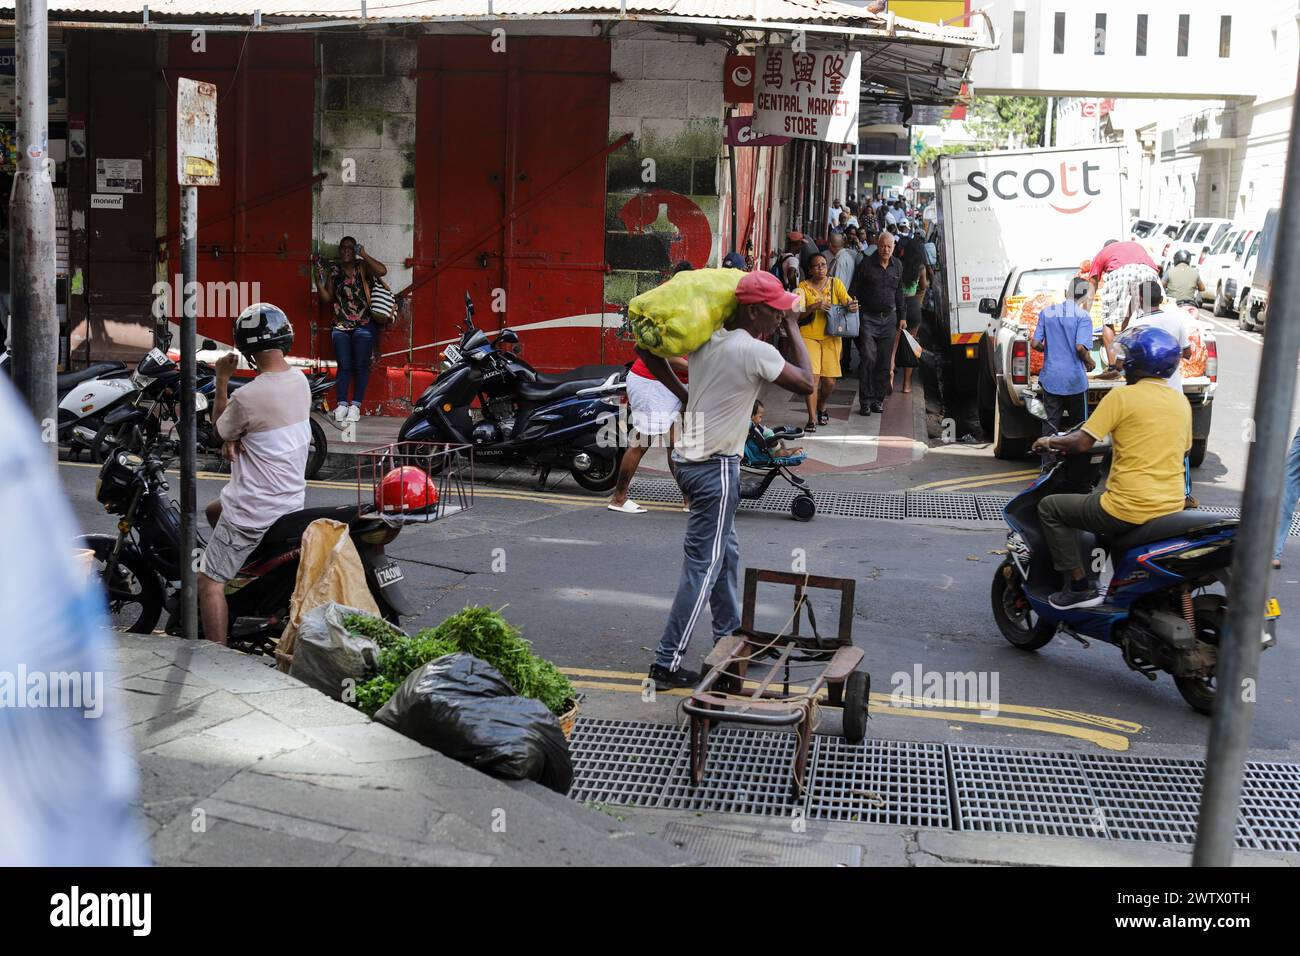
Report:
991,442,1279,713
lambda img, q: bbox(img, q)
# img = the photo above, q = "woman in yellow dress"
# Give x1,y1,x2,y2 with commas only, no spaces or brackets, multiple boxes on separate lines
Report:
796,253,857,431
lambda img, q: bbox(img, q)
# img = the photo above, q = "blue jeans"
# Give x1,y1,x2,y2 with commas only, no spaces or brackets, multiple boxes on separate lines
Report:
655,456,742,671
1275,426,1300,560
332,324,375,405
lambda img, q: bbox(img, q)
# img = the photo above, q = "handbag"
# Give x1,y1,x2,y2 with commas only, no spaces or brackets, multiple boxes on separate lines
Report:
902,328,923,359
362,268,397,325
825,304,859,338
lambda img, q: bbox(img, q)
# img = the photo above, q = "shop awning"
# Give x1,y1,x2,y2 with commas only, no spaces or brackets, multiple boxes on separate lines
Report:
12,1,994,108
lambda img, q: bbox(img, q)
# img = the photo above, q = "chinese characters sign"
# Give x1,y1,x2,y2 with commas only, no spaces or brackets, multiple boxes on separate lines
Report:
752,47,860,144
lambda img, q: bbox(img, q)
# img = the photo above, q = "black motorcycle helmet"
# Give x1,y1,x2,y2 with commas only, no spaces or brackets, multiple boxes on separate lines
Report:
1172,249,1193,266
234,302,294,358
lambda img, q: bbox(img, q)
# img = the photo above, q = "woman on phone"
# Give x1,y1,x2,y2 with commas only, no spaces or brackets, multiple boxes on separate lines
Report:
314,236,388,422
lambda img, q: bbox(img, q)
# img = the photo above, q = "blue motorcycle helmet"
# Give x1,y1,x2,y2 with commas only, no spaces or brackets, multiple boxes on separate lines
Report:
1116,325,1181,380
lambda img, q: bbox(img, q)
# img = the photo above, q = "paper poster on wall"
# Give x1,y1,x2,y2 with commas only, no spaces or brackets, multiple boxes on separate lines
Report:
96,158,143,194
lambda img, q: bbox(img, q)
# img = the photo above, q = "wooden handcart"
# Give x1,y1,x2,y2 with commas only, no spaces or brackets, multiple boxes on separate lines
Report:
681,569,870,798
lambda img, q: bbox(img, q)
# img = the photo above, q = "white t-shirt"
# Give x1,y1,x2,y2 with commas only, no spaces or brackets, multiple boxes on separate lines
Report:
675,328,786,461
215,368,312,528
1127,308,1193,391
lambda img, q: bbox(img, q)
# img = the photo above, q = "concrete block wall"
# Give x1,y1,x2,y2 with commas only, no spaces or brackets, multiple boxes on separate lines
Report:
604,34,725,307
315,32,417,293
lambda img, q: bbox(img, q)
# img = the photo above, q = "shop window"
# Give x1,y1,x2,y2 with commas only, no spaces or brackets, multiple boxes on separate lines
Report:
1136,14,1148,56
1220,16,1232,58
1054,12,1065,54
1012,10,1025,53
1178,14,1190,57
1095,14,1107,55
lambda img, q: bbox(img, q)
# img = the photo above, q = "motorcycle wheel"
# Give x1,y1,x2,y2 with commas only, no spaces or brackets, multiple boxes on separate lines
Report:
569,449,623,494
1173,595,1225,715
81,535,164,634
990,562,1056,650
305,416,328,479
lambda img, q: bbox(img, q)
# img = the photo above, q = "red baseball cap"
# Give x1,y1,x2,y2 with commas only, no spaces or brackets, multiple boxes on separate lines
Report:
736,270,798,310
786,230,804,243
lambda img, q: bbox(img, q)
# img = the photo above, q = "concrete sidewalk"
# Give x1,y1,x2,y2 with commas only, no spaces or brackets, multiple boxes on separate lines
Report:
111,634,695,866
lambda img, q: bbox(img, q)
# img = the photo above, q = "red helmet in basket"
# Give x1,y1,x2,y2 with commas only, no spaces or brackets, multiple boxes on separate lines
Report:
376,466,438,514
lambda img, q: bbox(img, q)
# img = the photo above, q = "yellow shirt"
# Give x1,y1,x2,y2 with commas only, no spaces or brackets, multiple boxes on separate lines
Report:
796,278,851,340
1081,377,1192,524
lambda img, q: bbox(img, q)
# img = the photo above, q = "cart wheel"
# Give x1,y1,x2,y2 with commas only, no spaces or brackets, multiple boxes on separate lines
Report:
791,494,816,522
841,669,869,744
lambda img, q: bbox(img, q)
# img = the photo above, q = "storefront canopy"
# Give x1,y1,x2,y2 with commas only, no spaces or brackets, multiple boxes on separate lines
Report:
11,1,994,107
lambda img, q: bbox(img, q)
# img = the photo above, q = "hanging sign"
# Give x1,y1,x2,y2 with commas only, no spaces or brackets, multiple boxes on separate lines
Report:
723,54,756,104
176,77,219,186
724,115,790,148
752,47,860,143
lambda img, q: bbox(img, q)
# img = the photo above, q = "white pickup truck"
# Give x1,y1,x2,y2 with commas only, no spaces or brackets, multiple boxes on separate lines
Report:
976,263,1217,465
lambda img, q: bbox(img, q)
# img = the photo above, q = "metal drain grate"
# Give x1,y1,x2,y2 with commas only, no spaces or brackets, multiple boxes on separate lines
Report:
949,746,1104,838
975,494,1013,522
807,738,950,827
907,492,982,522
815,491,906,520
1241,762,1300,853
1075,754,1211,845
657,727,805,817
568,719,687,807
566,718,1300,853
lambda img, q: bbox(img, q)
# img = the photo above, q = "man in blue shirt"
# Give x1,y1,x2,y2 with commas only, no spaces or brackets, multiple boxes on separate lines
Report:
1031,277,1096,449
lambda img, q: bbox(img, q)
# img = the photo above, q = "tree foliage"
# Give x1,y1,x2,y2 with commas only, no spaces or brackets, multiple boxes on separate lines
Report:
964,96,1049,150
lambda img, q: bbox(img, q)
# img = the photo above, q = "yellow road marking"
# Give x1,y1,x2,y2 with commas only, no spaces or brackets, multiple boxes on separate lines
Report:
561,666,1142,750
909,468,1039,493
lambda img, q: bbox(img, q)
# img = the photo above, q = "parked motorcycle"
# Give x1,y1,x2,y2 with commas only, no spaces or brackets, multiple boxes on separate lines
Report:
398,293,627,493
0,346,137,457
81,438,412,651
990,443,1278,713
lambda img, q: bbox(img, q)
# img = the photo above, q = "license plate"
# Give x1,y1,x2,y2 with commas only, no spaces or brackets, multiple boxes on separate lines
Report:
375,562,404,589
1266,597,1281,619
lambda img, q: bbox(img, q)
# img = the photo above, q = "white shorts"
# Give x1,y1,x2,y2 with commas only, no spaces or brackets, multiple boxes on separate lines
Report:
625,374,682,438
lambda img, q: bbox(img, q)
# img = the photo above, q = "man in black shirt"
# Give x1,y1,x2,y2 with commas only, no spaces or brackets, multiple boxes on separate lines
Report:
849,230,905,415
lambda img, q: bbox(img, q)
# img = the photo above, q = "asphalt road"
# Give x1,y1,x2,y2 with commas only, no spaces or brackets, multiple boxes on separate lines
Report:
59,453,1300,761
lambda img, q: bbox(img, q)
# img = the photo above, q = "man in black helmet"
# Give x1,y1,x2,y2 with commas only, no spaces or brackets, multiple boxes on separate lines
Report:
198,302,311,644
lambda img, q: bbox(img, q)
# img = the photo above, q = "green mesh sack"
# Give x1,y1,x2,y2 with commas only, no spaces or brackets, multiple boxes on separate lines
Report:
628,268,745,357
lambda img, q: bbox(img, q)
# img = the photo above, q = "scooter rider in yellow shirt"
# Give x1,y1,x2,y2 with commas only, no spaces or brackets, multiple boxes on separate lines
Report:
1031,326,1191,609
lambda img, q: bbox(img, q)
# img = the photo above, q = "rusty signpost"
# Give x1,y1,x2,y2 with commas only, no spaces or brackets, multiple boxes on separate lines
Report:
176,78,219,643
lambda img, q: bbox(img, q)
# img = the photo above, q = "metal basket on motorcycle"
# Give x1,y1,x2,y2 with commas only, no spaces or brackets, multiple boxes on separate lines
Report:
357,441,474,524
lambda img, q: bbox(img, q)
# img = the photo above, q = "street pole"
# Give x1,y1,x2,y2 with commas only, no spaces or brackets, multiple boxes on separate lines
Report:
1193,61,1300,865
9,0,58,442
179,187,199,642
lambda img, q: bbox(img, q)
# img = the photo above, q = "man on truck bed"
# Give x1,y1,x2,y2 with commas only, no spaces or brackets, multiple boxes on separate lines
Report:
1031,277,1096,449
1087,238,1160,365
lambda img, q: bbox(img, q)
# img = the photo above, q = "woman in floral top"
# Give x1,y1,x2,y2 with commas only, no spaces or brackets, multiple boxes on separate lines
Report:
314,236,388,422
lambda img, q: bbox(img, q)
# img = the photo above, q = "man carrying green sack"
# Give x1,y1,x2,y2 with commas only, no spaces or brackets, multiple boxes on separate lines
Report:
635,271,814,690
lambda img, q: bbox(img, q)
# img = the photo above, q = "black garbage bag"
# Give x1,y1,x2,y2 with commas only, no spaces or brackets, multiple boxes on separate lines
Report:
374,653,573,794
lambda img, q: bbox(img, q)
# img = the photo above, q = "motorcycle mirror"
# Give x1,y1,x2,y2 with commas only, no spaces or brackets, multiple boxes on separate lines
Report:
201,339,217,351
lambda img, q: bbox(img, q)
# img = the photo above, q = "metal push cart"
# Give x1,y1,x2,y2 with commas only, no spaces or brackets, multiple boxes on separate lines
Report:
682,569,870,798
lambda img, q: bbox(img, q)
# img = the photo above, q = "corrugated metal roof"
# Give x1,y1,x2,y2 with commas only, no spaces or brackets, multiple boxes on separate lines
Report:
26,1,980,41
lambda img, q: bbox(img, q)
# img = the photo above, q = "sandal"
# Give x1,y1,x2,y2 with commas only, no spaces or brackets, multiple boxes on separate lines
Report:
804,420,817,433
817,411,829,426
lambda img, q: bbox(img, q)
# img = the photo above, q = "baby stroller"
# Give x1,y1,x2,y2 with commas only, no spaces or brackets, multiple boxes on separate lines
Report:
741,422,817,521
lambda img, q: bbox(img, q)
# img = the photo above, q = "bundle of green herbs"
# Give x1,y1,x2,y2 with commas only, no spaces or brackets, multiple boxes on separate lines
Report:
342,607,574,718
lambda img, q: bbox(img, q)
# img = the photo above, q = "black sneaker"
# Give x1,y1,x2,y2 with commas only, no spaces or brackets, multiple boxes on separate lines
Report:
649,664,700,691
1048,586,1105,610
870,401,885,413
858,405,872,416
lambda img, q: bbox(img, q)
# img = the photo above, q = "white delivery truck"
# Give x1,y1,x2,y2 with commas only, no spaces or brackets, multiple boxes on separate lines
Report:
930,145,1216,463
933,144,1125,400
